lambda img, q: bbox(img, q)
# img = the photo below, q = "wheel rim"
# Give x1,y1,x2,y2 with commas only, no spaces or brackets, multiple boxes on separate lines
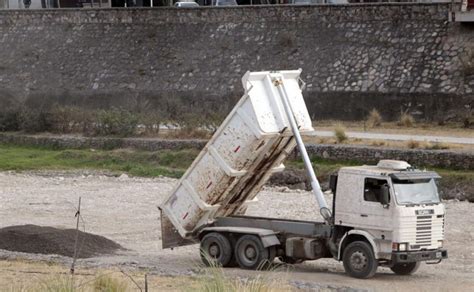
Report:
238,240,259,266
244,245,257,260
208,243,221,258
350,250,368,271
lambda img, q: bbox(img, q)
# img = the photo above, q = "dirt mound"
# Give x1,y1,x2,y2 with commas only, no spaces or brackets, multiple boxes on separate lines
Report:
0,225,122,258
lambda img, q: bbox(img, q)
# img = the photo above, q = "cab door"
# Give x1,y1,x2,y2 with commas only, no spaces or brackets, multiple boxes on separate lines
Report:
358,177,393,231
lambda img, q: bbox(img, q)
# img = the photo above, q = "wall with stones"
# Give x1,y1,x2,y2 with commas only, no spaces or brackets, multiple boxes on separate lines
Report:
0,4,473,121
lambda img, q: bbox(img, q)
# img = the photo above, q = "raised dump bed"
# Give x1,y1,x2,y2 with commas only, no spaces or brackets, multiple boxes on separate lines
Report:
160,70,314,247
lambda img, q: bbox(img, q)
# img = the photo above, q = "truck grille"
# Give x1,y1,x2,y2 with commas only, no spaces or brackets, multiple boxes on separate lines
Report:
416,215,433,247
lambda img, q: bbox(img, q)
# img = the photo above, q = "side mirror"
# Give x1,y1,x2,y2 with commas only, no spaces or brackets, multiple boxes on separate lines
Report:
381,185,390,207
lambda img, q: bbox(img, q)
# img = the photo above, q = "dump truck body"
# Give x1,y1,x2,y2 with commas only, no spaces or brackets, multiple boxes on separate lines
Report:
160,70,313,244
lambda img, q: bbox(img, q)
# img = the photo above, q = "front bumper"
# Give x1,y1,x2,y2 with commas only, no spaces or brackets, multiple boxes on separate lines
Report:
392,249,448,264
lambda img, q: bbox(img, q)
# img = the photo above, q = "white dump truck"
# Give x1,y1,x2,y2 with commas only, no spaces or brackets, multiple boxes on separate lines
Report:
159,70,447,278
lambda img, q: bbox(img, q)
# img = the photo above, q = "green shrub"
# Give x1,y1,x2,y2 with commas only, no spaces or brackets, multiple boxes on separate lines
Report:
463,117,473,128
19,108,52,133
137,111,161,136
0,110,20,131
94,108,139,137
48,105,78,133
367,109,382,128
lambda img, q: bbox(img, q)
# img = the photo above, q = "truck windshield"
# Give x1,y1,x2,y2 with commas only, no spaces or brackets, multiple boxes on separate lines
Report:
392,178,440,205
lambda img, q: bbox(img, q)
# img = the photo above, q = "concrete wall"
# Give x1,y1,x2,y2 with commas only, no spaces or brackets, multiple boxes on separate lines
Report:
0,4,473,121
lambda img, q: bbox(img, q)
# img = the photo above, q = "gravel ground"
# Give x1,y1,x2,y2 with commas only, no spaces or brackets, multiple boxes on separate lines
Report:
0,171,473,291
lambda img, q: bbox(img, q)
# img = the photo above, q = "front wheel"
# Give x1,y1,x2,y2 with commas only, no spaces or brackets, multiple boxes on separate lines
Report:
390,262,420,275
342,241,378,279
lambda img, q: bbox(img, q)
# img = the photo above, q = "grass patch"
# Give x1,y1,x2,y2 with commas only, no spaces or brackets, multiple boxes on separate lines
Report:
0,144,471,195
93,274,128,292
198,252,287,292
0,144,199,178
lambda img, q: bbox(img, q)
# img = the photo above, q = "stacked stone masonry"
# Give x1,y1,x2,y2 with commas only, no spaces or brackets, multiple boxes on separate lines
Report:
0,4,473,120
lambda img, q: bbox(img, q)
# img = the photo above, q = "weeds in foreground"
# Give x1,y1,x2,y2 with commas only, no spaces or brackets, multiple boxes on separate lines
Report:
10,273,136,292
93,274,128,292
36,275,76,292
198,252,288,292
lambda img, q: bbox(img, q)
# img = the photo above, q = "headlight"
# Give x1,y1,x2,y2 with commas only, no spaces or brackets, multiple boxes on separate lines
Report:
392,242,409,251
399,243,408,251
438,240,443,248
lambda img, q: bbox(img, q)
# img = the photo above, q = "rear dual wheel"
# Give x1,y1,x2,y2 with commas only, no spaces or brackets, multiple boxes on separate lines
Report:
200,232,233,267
234,235,276,270
200,233,276,269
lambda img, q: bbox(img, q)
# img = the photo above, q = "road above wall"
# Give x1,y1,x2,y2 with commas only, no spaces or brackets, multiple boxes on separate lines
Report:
310,130,474,145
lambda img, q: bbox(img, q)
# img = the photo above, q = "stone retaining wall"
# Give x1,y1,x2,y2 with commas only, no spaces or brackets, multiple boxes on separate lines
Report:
0,4,473,121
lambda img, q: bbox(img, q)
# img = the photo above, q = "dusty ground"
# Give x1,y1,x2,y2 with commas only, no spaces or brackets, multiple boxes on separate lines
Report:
0,171,473,291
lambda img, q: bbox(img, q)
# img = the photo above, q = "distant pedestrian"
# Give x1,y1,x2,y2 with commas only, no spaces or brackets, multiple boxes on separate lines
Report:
23,0,31,8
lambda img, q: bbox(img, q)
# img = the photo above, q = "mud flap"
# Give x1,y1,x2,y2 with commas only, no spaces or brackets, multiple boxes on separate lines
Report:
161,210,196,249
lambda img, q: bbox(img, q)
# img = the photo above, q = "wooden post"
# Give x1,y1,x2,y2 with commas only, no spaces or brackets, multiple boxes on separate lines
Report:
70,197,82,275
145,274,148,292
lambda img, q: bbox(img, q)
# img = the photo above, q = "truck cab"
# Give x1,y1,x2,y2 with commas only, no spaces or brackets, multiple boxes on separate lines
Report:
332,160,447,277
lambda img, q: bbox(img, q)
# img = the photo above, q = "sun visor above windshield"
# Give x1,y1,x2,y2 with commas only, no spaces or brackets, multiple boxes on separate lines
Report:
389,171,441,181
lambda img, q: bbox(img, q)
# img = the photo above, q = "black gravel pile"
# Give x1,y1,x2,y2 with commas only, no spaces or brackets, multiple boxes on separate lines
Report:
0,225,122,258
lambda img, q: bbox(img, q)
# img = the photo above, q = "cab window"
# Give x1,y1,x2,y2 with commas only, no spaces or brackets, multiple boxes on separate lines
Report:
364,178,390,203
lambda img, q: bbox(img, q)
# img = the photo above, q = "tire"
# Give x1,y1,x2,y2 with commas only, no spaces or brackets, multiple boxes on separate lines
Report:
234,235,271,270
200,232,233,267
390,262,420,275
342,241,378,279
